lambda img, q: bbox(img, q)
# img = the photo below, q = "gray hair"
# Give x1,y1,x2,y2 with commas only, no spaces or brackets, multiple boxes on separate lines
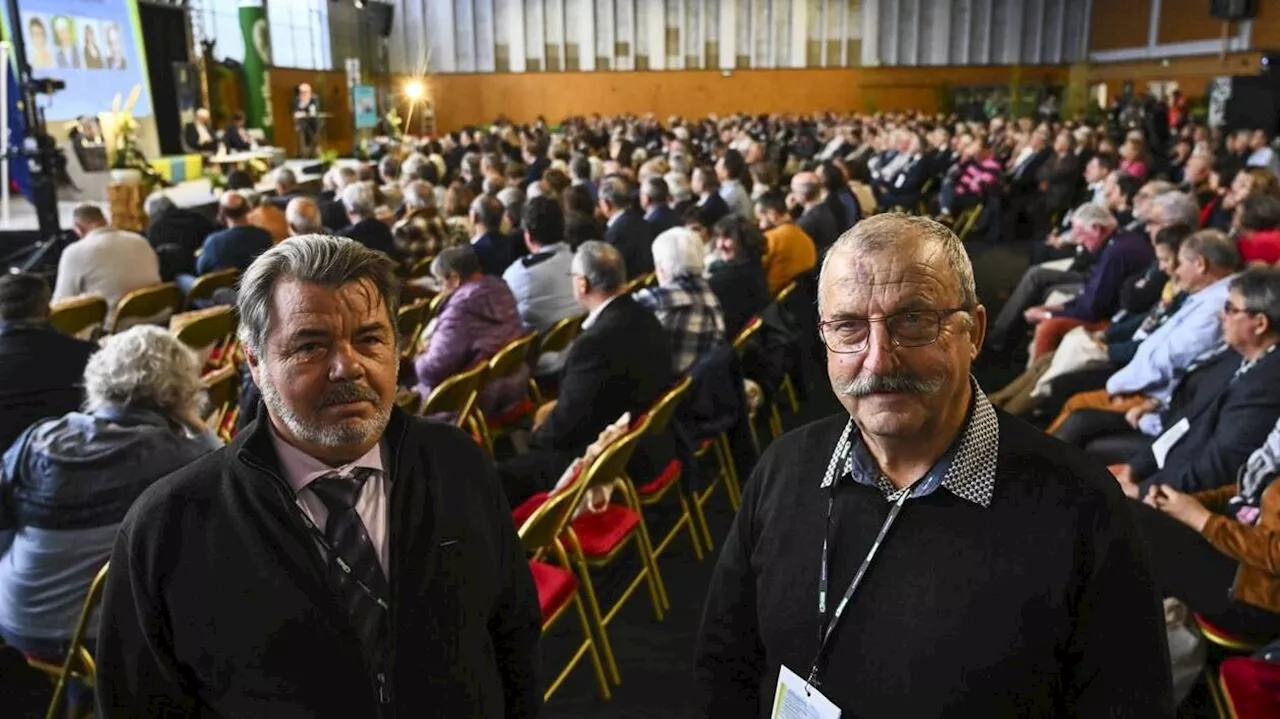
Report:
1071,202,1117,230
430,244,481,280
1150,191,1199,228
1181,229,1242,272
341,182,376,217
400,153,427,184
496,186,524,211
1231,267,1280,331
642,176,670,204
285,197,323,235
403,180,435,210
651,227,705,281
573,240,626,293
83,325,203,416
665,171,692,203
236,235,400,358
274,166,297,190
819,214,978,312
144,191,175,218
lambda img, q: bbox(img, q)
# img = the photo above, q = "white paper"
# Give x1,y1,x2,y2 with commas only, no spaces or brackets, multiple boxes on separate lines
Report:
1151,417,1191,470
771,665,842,719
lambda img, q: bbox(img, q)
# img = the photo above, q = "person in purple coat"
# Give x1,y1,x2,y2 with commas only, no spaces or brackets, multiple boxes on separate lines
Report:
415,245,529,416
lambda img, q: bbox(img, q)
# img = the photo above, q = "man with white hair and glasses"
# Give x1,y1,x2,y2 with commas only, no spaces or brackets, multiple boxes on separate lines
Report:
695,214,1170,717
635,227,727,374
95,236,541,717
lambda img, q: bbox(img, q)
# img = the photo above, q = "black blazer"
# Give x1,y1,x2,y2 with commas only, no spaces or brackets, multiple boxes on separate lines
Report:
182,122,217,154
644,205,682,239
222,123,251,152
797,203,840,254
1037,152,1083,214
604,209,656,277
707,257,772,338
0,322,95,452
695,193,730,229
340,218,399,261
146,208,217,265
877,156,931,208
1010,148,1052,194
95,405,542,718
532,295,675,480
472,230,515,276
1133,348,1280,495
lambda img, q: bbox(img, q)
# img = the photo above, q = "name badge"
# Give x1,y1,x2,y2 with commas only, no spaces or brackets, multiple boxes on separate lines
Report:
1151,417,1191,470
771,665,841,719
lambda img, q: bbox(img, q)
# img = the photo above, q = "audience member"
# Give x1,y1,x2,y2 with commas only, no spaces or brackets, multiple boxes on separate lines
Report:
641,176,681,237
285,196,326,237
692,165,730,228
599,174,655,277
415,246,528,416
95,236,541,716
1236,192,1280,266
319,165,358,231
195,191,274,276
469,193,516,276
268,167,304,209
0,326,218,664
340,182,399,259
755,190,817,293
52,204,161,326
790,170,840,254
503,195,579,336
0,273,96,451
635,228,727,374
143,191,216,279
707,214,772,338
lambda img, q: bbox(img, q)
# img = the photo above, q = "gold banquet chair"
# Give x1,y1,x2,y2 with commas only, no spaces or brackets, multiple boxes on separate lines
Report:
25,562,109,719
629,377,707,566
108,282,183,334
183,268,239,310
48,294,108,340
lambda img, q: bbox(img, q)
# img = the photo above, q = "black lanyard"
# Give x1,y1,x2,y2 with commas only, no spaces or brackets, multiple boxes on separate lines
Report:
293,495,391,612
807,474,920,688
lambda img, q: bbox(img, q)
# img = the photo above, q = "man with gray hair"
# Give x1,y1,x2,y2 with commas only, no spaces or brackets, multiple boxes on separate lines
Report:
641,176,680,238
339,182,398,259
54,203,161,326
635,227,726,373
268,166,302,210
696,213,1169,717
285,196,325,236
600,174,656,276
790,170,840,253
320,165,358,231
96,235,542,717
498,240,675,506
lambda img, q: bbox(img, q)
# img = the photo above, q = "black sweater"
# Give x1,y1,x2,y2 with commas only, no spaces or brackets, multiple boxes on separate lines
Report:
95,405,541,718
695,411,1173,718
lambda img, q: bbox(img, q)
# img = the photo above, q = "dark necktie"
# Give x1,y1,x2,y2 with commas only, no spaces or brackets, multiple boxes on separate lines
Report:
308,467,389,664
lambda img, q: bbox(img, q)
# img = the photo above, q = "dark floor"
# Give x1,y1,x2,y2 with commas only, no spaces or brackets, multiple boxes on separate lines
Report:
545,240,1220,717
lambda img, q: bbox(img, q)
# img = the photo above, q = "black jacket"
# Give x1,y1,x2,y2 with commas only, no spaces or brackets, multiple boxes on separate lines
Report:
222,123,251,152
707,257,772,338
147,208,217,276
0,322,95,452
95,405,542,718
472,230,516,276
604,209,656,277
1010,148,1052,195
875,155,931,209
644,205,682,239
319,192,350,234
341,218,400,261
695,193,731,229
1132,347,1280,496
182,123,217,154
532,295,674,479
196,224,274,276
797,203,840,254
1037,152,1083,214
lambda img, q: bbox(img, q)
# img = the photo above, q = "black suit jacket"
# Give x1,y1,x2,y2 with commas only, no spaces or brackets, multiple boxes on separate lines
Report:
695,193,730,229
797,203,840,254
532,295,675,480
472,230,515,276
877,156,931,208
222,123,251,152
644,205,682,239
340,218,399,261
707,258,772,338
1037,153,1083,214
0,322,96,452
1011,148,1052,194
1133,348,1280,495
183,122,217,154
146,208,217,276
604,209,656,277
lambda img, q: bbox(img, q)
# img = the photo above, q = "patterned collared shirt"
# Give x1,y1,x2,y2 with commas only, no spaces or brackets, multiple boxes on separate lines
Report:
634,275,727,375
820,379,1000,508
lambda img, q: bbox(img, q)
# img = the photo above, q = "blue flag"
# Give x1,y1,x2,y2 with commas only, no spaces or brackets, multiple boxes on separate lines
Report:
4,54,31,203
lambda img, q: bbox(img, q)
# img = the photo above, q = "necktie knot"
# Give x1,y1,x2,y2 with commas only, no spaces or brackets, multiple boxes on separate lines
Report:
309,467,374,514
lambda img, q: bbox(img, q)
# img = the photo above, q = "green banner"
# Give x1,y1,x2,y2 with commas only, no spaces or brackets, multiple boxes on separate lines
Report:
239,0,273,139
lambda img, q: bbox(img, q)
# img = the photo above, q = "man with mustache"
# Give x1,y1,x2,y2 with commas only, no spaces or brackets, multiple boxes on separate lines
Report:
95,236,541,717
695,214,1172,717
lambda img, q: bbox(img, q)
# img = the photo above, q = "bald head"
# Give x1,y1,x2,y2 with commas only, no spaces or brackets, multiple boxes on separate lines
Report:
286,197,323,236
219,191,250,226
790,171,821,205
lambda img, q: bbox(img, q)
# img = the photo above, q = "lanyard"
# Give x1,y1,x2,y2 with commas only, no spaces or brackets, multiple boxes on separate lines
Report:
807,455,921,688
293,497,390,612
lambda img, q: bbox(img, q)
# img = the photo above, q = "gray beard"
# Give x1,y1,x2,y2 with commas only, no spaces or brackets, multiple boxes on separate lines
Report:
257,373,391,448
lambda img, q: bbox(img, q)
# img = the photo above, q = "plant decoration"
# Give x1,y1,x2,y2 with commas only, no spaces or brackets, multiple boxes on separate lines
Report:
100,85,165,190
383,107,403,141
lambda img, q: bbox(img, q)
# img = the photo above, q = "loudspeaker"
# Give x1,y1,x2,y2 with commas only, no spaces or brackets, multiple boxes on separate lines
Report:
368,3,394,38
1211,0,1258,21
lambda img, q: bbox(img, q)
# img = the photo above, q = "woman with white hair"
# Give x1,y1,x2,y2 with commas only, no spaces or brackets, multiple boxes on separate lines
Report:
635,227,727,374
0,325,219,675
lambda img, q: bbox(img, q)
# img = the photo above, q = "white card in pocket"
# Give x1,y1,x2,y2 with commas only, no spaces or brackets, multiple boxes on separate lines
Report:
1151,417,1191,470
770,665,841,719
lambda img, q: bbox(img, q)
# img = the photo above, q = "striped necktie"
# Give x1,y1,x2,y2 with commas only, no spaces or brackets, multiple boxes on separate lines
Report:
309,467,388,664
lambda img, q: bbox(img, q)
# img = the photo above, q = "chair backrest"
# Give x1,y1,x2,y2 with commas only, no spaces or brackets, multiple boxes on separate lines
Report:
397,299,430,359
774,280,797,306
172,306,237,369
185,269,239,309
634,376,693,437
396,389,422,415
516,461,593,553
579,422,646,492
109,282,183,334
536,314,585,357
48,294,107,340
731,315,764,354
409,255,436,278
421,361,488,427
202,364,239,432
622,272,654,295
488,332,538,380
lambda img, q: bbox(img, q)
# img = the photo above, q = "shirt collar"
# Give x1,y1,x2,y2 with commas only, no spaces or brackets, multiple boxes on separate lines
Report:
820,378,999,508
581,293,624,330
606,211,624,228
269,424,384,494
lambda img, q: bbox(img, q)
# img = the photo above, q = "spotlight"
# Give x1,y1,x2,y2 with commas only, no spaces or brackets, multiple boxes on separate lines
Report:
404,80,424,102
353,0,366,9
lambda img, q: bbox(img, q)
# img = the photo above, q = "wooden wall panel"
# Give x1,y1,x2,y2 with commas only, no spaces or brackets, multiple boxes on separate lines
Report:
1090,0,1151,52
1158,0,1234,45
1251,0,1280,49
402,65,1067,133
268,68,354,157
1086,51,1263,98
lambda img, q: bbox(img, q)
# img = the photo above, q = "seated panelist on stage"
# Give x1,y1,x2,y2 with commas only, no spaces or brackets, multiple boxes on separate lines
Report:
183,108,217,155
222,110,252,153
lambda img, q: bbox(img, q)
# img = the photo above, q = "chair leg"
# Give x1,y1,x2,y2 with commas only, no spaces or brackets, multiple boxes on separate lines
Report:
689,481,715,552
718,434,742,511
677,488,705,561
631,515,670,614
780,374,800,414
571,540,622,685
571,592,612,701
769,403,783,439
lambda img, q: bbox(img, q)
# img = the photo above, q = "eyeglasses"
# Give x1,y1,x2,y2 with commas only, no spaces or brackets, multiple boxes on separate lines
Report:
1222,300,1258,316
818,308,970,354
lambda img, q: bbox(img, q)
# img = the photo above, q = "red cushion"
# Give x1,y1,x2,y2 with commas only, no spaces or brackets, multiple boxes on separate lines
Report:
637,459,683,496
570,504,640,557
1220,657,1280,719
511,492,550,528
528,560,578,622
489,397,535,429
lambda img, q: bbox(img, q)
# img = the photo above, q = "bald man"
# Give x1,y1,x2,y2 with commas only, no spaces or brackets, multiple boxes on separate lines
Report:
791,171,840,253
285,196,325,237
195,191,275,275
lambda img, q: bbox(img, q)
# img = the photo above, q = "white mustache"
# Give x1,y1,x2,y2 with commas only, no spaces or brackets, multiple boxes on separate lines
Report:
838,373,944,398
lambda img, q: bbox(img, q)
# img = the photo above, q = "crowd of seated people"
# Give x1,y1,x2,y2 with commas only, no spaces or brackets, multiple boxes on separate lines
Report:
13,102,1280,711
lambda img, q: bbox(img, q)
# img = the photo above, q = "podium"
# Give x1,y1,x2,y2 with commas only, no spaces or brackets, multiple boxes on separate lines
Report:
295,111,332,158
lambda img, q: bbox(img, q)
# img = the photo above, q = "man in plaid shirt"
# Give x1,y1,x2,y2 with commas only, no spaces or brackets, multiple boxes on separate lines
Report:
635,227,727,374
